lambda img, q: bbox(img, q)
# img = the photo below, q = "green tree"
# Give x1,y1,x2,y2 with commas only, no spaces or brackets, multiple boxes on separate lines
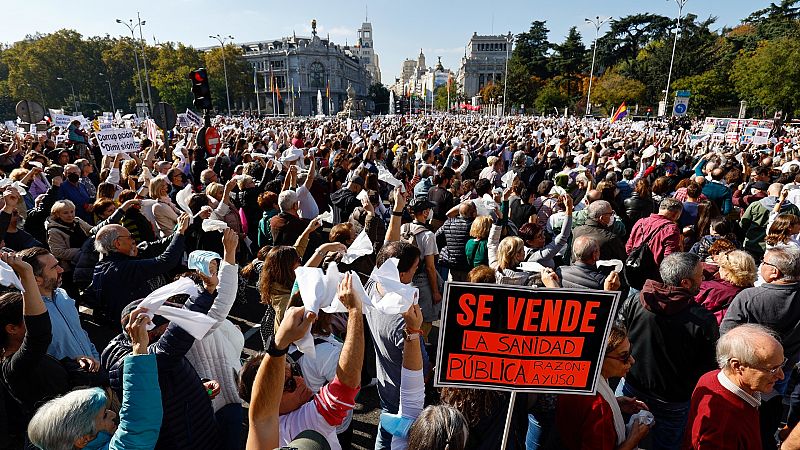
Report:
369,82,390,114
479,82,502,104
731,37,800,118
591,70,646,113
596,14,672,74
204,45,251,113
743,0,800,41
513,21,551,78
549,27,587,98
534,80,569,113
150,43,203,111
672,69,735,116
101,37,145,112
433,80,457,111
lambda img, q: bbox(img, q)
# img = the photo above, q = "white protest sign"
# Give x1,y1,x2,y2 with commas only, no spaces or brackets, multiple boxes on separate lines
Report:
362,120,371,131
4,121,16,132
99,121,112,130
96,128,138,155
53,114,72,128
177,114,190,127
185,109,203,127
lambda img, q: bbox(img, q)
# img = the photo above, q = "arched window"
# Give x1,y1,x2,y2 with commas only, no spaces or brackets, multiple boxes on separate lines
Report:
309,62,325,88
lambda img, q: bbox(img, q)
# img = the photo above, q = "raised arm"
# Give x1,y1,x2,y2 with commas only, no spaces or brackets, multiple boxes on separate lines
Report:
335,273,364,389
386,189,406,243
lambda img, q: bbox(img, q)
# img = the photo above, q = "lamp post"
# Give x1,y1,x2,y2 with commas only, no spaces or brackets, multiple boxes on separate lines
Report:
663,0,688,116
26,83,46,111
136,13,153,112
56,77,78,112
116,17,147,114
210,34,235,115
585,16,610,116
98,72,116,113
503,32,512,117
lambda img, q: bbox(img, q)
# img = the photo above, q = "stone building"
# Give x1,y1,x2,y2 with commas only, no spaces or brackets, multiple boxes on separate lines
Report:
351,21,382,84
457,32,513,99
238,20,373,116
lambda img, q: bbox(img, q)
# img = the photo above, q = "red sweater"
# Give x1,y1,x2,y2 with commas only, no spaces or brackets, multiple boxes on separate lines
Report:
625,213,682,265
682,370,762,450
557,393,618,450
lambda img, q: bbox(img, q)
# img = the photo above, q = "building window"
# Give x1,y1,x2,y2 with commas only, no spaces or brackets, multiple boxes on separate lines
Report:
309,62,325,88
364,31,371,39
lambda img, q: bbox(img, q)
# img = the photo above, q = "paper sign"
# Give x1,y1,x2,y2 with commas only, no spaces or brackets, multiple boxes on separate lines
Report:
53,114,72,128
96,128,138,155
3,121,16,131
435,282,620,394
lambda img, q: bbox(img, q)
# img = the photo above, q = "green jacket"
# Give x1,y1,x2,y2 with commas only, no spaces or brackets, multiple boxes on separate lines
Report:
741,197,800,258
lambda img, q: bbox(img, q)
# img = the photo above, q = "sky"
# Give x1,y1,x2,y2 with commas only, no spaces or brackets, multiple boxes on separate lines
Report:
0,0,772,85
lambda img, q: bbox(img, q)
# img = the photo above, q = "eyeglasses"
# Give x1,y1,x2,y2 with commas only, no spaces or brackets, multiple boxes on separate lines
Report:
748,357,789,375
605,351,633,364
762,261,780,271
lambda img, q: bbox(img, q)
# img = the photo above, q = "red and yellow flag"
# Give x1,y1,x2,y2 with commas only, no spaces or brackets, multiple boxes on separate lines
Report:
326,80,330,98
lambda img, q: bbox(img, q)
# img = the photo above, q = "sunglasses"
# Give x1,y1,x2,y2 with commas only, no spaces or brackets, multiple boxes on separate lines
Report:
605,351,633,364
283,363,302,393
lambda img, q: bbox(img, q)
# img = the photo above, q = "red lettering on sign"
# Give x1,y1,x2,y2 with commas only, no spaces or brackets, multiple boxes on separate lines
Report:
522,298,542,332
580,301,600,333
456,293,476,326
475,295,493,328
507,297,524,330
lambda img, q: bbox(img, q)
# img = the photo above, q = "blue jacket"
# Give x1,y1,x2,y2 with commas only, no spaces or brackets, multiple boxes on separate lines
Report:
60,180,93,222
701,180,733,215
86,354,163,450
93,233,185,323
44,288,99,360
101,288,220,450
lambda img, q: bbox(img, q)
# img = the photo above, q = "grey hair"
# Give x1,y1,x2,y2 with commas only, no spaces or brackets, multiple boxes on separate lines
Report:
573,235,600,261
659,252,701,286
277,190,299,213
622,168,635,180
587,200,612,220
94,224,123,255
27,387,107,450
764,247,800,281
659,197,683,214
717,323,779,370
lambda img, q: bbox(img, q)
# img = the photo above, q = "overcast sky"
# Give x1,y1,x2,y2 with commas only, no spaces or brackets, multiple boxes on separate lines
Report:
0,0,770,84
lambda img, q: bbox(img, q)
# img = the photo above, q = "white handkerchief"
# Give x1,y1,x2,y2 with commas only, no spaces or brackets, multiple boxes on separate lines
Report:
136,278,216,339
0,260,24,292
342,230,373,264
520,261,545,273
368,258,418,314
175,184,194,217
596,259,624,273
378,165,402,188
201,219,228,232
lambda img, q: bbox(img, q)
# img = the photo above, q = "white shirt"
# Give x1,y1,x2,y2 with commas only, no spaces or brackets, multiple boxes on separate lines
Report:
717,370,761,408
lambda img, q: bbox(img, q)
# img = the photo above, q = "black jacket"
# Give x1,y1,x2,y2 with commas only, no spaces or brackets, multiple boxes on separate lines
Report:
330,187,360,225
572,218,627,263
102,289,220,450
435,216,473,271
618,279,719,402
24,184,61,247
623,193,656,232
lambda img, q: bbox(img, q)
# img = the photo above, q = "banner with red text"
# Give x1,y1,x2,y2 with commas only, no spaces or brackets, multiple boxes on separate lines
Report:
435,282,620,395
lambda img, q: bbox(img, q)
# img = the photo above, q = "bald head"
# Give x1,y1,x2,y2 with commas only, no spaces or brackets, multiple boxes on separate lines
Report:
94,224,127,255
717,324,783,381
768,183,784,197
585,189,602,204
710,168,724,181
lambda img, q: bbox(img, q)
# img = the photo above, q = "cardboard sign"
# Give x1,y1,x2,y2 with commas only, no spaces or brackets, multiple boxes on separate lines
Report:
435,282,620,395
96,128,137,155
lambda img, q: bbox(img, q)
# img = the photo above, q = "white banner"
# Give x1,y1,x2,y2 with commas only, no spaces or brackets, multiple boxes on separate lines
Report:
96,128,138,155
103,112,113,123
185,109,203,127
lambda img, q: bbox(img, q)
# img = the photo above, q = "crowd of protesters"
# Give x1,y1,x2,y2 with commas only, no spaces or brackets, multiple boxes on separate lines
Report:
0,111,799,450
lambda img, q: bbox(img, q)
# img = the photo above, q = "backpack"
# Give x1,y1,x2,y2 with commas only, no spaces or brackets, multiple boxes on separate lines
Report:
401,222,429,274
624,224,669,290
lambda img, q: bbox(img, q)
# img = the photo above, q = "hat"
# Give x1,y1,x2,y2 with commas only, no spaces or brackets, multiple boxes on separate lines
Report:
187,250,222,277
752,181,769,191
408,197,434,213
349,175,365,188
285,430,331,450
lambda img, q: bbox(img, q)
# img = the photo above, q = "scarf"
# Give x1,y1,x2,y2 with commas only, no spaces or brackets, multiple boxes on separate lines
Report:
597,376,625,445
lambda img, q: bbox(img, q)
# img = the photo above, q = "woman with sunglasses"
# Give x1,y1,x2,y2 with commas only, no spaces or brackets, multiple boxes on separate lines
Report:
556,324,651,450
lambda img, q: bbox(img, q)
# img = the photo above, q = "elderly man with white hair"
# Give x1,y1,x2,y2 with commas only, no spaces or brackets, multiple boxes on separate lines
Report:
684,324,785,449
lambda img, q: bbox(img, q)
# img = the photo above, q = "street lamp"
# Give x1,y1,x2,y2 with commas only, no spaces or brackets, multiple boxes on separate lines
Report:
98,72,116,113
585,16,611,116
26,83,46,111
663,0,688,116
116,18,147,113
56,77,78,112
210,34,235,115
503,32,512,117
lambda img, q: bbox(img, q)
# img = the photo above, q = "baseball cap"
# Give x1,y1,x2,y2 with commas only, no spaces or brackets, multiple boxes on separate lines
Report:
752,181,769,191
285,430,331,450
408,197,435,213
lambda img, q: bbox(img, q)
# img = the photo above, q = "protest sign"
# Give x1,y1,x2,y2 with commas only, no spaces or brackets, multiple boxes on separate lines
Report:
435,282,620,395
177,113,190,128
4,121,16,132
186,108,203,127
96,128,137,155
53,114,72,128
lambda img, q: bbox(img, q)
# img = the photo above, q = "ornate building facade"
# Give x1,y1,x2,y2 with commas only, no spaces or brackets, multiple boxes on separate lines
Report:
457,32,513,99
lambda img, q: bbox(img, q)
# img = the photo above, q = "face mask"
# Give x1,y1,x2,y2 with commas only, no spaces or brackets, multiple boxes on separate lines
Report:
67,173,79,183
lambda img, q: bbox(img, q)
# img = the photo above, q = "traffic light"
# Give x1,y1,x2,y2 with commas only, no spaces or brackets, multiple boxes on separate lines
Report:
189,68,213,110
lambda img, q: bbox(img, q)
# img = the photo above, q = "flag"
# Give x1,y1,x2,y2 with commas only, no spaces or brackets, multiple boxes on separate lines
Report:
611,102,628,123
253,68,258,94
326,79,330,98
276,81,282,101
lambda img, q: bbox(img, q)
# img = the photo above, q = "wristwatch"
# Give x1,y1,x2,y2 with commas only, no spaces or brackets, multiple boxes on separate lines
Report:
265,335,289,357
